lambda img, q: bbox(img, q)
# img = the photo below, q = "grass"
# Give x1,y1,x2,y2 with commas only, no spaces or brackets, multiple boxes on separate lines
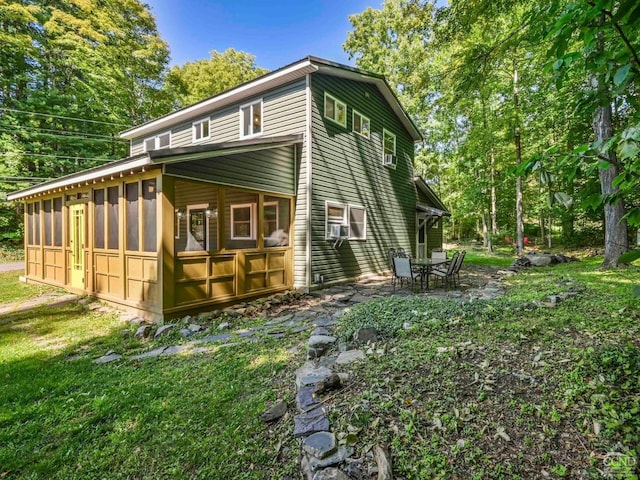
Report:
333,258,640,479
0,271,57,303
1,255,638,479
0,277,301,479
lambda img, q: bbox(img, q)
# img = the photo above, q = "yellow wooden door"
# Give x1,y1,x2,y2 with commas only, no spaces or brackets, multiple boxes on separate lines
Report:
69,204,85,289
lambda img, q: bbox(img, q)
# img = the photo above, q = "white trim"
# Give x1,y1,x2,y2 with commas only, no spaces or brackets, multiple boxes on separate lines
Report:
239,99,263,139
348,204,367,241
7,156,151,201
325,201,347,240
382,129,397,168
352,110,370,139
230,203,256,240
187,203,210,251
323,92,347,128
192,117,211,143
304,73,313,289
120,60,317,140
143,131,171,152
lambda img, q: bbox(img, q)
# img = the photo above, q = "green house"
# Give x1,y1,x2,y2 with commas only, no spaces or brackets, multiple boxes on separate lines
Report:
8,56,449,320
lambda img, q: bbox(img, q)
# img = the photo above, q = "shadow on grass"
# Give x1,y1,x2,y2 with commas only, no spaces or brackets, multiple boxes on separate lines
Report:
0,299,300,479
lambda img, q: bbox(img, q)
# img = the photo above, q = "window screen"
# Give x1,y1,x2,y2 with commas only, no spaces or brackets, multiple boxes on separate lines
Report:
142,179,156,252
107,186,119,249
94,189,105,249
126,182,139,251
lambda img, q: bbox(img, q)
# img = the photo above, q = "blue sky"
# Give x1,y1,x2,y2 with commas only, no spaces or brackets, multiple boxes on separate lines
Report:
145,0,379,70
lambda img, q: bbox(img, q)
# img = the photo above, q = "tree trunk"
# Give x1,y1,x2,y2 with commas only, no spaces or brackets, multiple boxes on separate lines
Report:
490,148,498,233
540,216,545,246
513,64,524,255
593,101,628,267
547,215,552,249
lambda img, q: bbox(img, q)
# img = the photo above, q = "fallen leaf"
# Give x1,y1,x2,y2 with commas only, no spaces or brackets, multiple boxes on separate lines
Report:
495,426,510,442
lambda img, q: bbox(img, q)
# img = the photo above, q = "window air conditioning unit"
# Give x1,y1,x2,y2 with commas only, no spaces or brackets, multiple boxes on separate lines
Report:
329,224,342,238
383,153,394,166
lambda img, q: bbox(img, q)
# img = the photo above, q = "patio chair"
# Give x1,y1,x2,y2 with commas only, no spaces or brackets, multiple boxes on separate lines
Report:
431,249,447,262
451,250,466,287
392,255,421,292
429,251,460,290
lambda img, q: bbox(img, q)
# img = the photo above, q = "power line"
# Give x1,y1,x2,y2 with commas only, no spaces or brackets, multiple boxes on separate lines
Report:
0,176,52,180
0,152,117,163
0,123,127,140
0,107,131,127
0,126,127,144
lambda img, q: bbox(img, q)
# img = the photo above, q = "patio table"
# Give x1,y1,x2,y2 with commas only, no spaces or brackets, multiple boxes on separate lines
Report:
412,258,448,291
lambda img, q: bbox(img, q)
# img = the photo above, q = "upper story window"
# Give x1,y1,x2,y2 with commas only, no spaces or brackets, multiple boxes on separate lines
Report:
324,92,346,127
144,131,171,151
240,100,262,138
192,118,210,142
382,129,397,168
353,110,370,139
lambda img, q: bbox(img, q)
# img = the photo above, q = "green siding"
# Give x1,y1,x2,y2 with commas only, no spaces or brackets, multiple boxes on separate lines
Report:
130,79,307,155
309,73,417,284
164,145,298,195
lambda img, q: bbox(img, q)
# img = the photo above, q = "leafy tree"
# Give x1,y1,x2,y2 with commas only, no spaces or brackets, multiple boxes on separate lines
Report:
164,49,268,108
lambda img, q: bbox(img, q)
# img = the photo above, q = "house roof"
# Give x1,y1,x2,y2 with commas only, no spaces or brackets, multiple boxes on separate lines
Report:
119,56,422,143
6,135,302,201
414,176,450,215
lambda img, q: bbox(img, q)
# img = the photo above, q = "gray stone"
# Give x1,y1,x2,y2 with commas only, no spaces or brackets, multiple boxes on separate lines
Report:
154,324,175,339
296,362,333,389
266,314,293,325
313,467,351,480
93,351,122,364
297,386,319,411
309,335,337,347
353,327,378,344
217,322,230,330
188,323,204,333
526,254,553,267
162,345,190,356
191,333,233,344
292,325,311,334
308,447,353,471
318,356,337,368
179,328,193,338
349,294,371,303
128,316,146,325
261,399,287,422
335,349,365,365
294,407,330,437
131,347,167,359
135,324,152,339
303,432,337,459
312,326,330,336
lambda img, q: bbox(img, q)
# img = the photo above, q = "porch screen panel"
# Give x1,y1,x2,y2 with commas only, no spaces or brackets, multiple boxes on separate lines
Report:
225,190,257,250
43,200,52,246
126,182,139,251
94,189,105,249
142,179,157,252
107,186,119,249
53,198,62,246
264,196,290,247
34,202,40,245
27,203,34,245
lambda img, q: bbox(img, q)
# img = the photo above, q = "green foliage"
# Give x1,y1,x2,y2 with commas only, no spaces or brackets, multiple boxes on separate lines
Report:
164,49,268,109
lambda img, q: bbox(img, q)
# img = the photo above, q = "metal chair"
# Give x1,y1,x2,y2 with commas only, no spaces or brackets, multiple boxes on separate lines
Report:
451,250,466,287
431,249,447,262
392,256,421,292
429,251,460,289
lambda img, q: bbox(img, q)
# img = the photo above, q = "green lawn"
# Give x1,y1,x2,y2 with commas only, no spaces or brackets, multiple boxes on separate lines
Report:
1,258,638,479
334,258,640,479
0,275,300,479
0,271,56,303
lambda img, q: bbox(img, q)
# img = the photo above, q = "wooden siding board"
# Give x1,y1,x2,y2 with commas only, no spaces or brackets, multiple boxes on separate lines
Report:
309,73,417,283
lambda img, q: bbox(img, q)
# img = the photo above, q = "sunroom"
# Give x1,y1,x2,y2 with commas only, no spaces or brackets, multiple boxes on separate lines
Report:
8,135,302,321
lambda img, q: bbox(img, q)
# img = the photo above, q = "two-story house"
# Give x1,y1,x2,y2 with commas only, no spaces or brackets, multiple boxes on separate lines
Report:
8,56,450,320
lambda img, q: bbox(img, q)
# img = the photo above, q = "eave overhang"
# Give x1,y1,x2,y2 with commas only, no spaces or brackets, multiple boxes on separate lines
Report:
414,176,450,215
7,135,303,201
119,56,422,143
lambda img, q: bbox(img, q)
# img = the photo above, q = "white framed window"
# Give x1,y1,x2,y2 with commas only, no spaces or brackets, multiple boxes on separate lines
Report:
325,201,347,239
325,201,367,240
382,129,397,168
349,205,366,240
143,131,171,151
324,92,347,127
352,110,370,139
240,99,262,138
231,203,256,240
192,118,210,142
